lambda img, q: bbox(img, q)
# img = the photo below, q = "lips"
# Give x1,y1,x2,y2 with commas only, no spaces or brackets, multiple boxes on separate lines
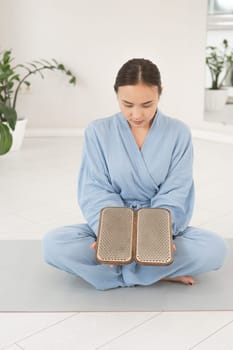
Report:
132,120,143,124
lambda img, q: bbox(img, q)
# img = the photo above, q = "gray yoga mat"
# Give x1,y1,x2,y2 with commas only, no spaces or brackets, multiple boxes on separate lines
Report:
0,240,232,312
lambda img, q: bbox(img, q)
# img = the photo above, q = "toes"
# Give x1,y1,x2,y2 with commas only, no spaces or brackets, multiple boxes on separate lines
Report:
184,276,195,285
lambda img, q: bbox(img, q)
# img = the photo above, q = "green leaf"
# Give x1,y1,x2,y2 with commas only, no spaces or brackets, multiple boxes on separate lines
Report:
3,50,11,64
19,65,32,74
0,122,13,155
57,64,65,70
41,59,53,66
0,102,17,130
69,76,76,85
52,58,58,65
9,74,20,82
33,60,44,67
23,81,31,87
28,63,39,70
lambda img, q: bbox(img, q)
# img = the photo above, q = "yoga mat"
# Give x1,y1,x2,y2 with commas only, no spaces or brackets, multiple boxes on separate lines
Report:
0,240,232,312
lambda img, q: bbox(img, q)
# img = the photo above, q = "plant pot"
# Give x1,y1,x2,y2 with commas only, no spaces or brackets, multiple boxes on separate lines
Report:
205,89,228,112
10,118,27,152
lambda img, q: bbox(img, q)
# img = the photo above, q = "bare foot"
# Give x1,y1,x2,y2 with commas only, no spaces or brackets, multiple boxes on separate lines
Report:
161,275,195,285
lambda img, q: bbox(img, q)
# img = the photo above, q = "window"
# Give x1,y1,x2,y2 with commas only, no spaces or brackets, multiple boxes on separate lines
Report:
208,0,233,30
208,0,233,15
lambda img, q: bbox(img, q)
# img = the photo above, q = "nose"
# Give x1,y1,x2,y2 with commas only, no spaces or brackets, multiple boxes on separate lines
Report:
130,107,143,120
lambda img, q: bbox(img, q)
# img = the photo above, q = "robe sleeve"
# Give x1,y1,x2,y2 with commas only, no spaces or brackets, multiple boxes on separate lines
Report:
78,124,125,236
150,127,194,236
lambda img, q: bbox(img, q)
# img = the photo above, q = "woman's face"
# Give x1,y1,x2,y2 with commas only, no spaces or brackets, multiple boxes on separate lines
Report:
117,83,160,129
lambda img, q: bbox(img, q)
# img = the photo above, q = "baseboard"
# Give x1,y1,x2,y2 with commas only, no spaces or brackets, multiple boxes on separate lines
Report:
25,128,233,144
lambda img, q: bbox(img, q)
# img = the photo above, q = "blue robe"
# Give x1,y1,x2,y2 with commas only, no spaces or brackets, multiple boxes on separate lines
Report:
42,110,228,290
78,109,194,236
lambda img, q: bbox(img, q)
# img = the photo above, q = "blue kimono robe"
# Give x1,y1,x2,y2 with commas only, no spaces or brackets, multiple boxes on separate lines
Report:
42,110,227,290
78,109,194,236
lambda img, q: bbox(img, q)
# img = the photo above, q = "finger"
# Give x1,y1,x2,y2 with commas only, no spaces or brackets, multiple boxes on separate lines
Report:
91,242,97,249
173,243,176,251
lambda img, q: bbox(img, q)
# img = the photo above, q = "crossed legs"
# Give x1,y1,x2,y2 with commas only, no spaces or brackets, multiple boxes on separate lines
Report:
42,224,228,290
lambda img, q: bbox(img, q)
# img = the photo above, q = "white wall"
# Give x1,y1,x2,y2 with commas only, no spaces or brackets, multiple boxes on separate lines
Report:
0,0,208,129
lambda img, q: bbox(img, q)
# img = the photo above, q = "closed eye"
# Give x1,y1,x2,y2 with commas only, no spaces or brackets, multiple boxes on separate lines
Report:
142,104,152,108
123,104,153,108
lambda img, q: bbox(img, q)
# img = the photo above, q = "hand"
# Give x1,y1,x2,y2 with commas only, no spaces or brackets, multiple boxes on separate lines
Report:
91,241,114,268
91,241,97,250
173,243,176,251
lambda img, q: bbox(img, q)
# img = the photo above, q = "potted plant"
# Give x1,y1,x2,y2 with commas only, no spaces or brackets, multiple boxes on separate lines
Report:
0,50,77,155
205,39,233,111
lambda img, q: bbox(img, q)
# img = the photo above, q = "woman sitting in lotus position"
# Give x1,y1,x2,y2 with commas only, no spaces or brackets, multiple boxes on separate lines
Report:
42,58,228,290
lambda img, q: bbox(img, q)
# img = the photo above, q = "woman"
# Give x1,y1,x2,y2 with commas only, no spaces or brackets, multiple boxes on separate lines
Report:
42,58,228,290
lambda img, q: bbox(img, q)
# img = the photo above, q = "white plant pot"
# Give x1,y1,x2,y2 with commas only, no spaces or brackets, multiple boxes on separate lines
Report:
10,118,28,152
205,89,228,112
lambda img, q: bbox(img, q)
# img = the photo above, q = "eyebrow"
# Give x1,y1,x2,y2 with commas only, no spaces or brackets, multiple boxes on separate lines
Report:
122,100,153,105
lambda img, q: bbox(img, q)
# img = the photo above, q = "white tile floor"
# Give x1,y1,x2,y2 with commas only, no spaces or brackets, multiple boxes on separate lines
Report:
0,136,233,350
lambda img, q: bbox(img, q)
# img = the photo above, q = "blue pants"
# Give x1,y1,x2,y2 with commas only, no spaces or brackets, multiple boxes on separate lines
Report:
42,224,228,290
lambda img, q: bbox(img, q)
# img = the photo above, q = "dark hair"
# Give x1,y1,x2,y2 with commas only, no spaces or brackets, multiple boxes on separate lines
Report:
114,58,162,94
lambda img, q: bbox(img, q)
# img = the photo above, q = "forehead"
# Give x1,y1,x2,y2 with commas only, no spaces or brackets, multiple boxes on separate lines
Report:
117,84,159,103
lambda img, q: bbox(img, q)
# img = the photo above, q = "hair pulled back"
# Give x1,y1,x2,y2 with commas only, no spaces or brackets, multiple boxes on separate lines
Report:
114,58,162,94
